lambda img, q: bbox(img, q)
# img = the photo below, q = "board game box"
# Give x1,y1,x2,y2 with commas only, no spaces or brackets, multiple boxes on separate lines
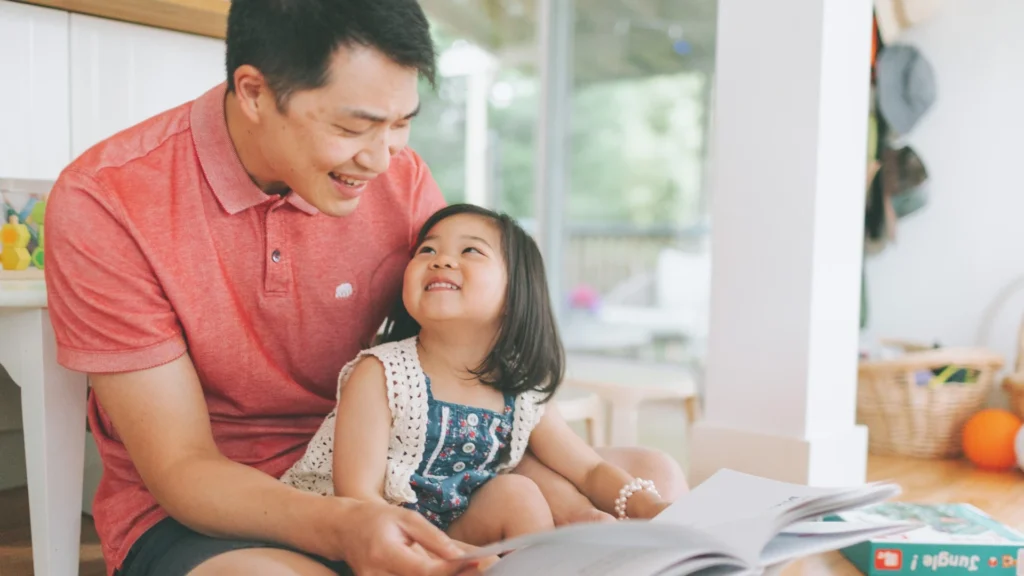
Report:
830,503,1024,575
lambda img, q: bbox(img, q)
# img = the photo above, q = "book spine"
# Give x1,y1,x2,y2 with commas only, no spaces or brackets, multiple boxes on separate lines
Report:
866,542,1024,575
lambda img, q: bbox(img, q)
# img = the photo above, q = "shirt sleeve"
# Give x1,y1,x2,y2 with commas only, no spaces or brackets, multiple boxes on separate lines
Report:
405,148,448,248
44,168,187,374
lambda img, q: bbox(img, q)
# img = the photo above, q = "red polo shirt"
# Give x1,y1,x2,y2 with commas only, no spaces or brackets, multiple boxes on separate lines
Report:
44,82,445,574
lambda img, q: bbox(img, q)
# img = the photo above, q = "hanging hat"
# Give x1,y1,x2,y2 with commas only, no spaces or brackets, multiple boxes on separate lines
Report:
874,0,942,44
864,143,929,253
875,44,936,136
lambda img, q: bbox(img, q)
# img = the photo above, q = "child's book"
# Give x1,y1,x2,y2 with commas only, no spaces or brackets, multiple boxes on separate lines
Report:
830,502,1024,575
463,468,918,575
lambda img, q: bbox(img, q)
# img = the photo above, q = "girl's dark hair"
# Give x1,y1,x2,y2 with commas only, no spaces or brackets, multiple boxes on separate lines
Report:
379,203,564,402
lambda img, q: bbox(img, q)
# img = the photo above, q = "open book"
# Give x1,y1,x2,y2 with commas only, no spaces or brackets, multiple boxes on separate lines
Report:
464,469,918,576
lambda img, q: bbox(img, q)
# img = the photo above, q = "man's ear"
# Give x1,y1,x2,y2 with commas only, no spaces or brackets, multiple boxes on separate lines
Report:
232,65,271,123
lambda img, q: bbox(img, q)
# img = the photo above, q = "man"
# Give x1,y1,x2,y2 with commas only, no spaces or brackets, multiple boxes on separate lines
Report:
45,1,685,575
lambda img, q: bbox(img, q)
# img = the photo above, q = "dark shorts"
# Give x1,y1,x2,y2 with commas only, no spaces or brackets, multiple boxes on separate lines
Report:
117,517,353,576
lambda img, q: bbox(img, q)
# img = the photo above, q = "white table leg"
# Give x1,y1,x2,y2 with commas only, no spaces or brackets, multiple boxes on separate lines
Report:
0,309,87,576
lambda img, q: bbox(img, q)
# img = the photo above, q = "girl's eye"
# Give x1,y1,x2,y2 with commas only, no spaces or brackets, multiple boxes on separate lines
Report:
462,247,481,255
418,246,435,255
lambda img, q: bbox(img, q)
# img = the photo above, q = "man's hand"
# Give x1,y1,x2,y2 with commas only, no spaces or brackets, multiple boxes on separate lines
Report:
324,498,480,576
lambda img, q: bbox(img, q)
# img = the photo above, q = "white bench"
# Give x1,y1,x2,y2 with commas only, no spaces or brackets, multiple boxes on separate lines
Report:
557,353,701,447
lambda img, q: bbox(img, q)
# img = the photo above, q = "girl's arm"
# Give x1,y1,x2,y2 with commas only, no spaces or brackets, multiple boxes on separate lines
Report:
527,402,670,520
332,357,392,504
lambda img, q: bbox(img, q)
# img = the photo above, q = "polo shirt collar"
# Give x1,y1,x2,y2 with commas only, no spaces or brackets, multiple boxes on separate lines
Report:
191,82,319,216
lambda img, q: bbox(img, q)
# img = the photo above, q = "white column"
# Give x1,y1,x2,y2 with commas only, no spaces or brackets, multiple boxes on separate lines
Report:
689,0,874,487
534,0,573,322
464,68,494,207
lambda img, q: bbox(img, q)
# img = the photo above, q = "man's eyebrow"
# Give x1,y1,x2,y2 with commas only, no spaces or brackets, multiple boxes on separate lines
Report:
343,104,421,123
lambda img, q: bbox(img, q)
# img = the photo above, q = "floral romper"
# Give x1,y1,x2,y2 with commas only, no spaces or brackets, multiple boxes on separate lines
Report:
403,376,516,530
280,336,546,531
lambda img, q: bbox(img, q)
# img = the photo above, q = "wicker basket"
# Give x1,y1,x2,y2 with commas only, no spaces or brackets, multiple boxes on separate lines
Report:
857,339,1004,459
1000,314,1024,420
1004,375,1024,420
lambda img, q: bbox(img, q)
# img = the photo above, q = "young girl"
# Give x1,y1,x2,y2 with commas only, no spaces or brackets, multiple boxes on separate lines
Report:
281,203,673,547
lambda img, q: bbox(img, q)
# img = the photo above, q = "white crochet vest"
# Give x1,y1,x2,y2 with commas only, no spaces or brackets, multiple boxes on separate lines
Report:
280,336,547,504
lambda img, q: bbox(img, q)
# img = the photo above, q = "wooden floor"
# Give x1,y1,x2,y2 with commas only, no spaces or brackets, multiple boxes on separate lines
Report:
0,486,106,576
0,455,1021,575
784,454,1024,575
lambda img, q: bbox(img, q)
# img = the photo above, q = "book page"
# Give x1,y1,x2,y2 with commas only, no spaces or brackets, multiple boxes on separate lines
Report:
654,469,898,531
758,521,918,566
466,519,743,561
484,543,722,576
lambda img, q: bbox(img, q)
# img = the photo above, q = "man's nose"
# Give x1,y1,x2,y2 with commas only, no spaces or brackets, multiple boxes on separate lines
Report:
354,131,393,175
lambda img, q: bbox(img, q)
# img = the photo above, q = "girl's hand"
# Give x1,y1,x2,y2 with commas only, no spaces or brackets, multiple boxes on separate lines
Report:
627,495,673,520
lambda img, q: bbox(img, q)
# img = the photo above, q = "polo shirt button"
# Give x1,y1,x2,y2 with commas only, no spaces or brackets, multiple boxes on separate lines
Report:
452,461,466,473
462,442,475,454
271,249,281,263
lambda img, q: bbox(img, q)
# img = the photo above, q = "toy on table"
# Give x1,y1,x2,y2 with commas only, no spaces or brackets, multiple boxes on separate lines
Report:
1,214,31,271
28,200,45,269
962,408,1022,471
30,222,44,269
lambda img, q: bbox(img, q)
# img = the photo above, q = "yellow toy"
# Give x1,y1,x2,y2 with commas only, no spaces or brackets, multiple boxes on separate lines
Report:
1,214,31,270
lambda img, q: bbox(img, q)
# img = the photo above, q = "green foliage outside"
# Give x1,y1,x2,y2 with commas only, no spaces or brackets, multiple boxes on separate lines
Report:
409,24,711,230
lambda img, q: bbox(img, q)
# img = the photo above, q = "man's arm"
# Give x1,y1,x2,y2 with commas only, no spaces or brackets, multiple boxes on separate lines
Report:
90,354,328,547
91,353,470,573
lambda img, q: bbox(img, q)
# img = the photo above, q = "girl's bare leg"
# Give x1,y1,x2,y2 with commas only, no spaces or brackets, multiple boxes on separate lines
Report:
446,475,554,546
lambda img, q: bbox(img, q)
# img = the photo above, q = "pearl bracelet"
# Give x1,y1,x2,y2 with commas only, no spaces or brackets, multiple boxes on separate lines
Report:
613,478,659,520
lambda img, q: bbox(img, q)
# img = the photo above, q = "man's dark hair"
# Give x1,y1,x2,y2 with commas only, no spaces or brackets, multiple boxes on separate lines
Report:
225,0,437,108
379,204,565,402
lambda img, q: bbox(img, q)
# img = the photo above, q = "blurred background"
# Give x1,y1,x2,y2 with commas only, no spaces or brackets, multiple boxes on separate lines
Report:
411,0,717,364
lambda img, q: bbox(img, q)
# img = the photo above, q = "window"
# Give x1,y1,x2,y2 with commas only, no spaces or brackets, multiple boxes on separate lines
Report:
416,0,718,366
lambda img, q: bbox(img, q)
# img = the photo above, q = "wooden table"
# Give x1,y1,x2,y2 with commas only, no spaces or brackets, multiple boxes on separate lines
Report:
0,269,88,576
783,454,1024,574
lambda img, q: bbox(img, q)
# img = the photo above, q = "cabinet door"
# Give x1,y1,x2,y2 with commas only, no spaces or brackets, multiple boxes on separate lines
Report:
0,0,70,181
70,13,225,157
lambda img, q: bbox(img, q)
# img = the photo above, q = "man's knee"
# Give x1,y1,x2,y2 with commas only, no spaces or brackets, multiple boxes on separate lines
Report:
188,548,342,576
596,446,689,499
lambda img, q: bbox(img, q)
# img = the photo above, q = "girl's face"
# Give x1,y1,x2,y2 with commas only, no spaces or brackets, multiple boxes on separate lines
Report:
402,213,507,331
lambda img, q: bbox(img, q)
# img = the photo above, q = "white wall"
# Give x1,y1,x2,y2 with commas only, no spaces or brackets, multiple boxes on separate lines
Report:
865,0,1024,404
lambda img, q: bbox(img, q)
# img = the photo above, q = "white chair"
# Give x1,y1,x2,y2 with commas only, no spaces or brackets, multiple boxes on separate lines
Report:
557,353,701,447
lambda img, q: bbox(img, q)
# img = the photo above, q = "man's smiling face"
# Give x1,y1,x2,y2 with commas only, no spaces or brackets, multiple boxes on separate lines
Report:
246,44,422,217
